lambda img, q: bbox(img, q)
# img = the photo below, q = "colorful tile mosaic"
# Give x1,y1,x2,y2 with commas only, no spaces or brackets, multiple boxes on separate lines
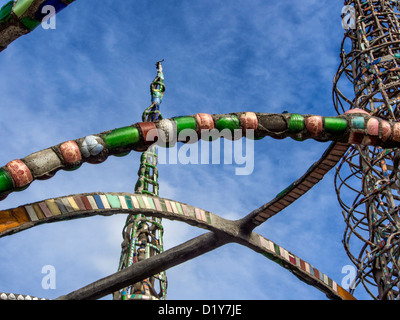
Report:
0,193,214,237
256,233,354,299
250,142,349,226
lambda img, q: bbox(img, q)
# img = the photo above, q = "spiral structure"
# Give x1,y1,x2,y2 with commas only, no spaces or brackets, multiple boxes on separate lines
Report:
114,61,167,300
333,0,400,299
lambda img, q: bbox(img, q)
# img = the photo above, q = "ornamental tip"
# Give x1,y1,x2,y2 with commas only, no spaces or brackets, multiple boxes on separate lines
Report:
156,59,164,71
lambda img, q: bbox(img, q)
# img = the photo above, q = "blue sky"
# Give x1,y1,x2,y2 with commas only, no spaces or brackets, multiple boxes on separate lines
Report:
0,0,372,300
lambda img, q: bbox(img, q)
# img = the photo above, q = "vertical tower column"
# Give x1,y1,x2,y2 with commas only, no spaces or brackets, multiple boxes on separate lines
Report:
114,61,167,300
334,1,400,299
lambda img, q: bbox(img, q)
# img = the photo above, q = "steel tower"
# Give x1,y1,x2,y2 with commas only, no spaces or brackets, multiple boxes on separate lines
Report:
334,0,400,299
114,61,167,300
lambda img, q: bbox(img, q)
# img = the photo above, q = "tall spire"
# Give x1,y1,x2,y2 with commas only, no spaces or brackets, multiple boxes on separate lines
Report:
114,61,167,300
334,1,400,300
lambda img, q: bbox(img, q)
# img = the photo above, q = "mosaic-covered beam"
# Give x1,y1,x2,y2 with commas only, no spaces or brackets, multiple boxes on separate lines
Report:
0,0,75,51
240,141,350,229
57,229,355,300
0,191,354,300
57,232,225,300
0,109,396,200
0,192,220,238
0,292,45,300
247,233,355,300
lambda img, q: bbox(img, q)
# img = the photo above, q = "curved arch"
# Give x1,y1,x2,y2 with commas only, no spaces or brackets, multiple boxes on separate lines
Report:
0,191,356,300
53,230,354,301
0,192,229,238
0,111,390,201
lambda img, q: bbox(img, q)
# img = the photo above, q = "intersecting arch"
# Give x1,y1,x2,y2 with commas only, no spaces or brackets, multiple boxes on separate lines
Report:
0,111,362,300
0,191,355,300
0,0,363,300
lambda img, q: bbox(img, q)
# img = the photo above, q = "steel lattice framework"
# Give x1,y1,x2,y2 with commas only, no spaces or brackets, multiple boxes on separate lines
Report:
115,61,167,300
333,0,400,299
